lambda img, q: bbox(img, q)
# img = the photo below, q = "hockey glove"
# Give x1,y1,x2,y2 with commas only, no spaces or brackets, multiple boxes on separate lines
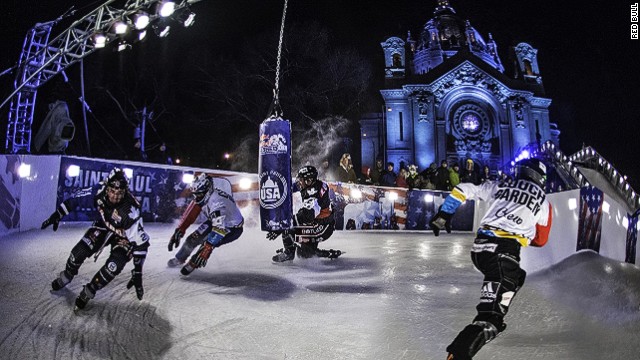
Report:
126,270,144,300
190,242,213,268
266,231,281,241
429,210,453,237
168,228,184,252
41,210,62,231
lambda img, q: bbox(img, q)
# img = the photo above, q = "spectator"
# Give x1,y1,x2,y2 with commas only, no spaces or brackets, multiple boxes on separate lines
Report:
460,158,480,185
380,162,397,187
480,166,495,183
420,162,438,186
336,153,357,183
317,158,334,181
450,163,461,188
406,164,421,189
435,160,451,191
396,168,408,188
360,166,373,185
370,158,385,185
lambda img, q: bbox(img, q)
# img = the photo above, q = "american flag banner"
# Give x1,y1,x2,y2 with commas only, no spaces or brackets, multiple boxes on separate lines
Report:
577,186,604,252
625,210,639,264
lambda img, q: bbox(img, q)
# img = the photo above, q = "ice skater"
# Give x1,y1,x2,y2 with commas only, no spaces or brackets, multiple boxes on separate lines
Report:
43,168,149,310
429,158,553,359
268,165,341,262
167,173,244,275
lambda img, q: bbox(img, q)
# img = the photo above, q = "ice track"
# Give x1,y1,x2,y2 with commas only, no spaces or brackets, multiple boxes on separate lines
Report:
0,223,639,360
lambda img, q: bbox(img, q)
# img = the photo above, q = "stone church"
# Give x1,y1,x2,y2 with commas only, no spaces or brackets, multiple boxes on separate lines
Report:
360,0,560,173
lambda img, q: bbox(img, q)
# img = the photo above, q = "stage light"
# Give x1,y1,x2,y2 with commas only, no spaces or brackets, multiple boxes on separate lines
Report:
177,9,196,27
153,24,170,37
182,173,194,184
351,188,362,199
93,33,107,48
117,40,132,51
18,163,31,178
159,1,176,17
133,13,150,30
239,177,252,190
67,165,80,177
114,21,128,35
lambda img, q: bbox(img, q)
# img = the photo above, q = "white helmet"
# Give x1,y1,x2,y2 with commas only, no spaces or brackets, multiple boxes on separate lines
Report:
190,173,213,201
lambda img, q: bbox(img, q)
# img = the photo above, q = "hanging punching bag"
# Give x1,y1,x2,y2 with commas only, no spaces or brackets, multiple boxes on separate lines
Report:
258,117,293,231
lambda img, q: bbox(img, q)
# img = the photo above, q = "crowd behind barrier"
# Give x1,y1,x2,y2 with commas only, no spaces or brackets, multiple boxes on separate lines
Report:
1,155,637,273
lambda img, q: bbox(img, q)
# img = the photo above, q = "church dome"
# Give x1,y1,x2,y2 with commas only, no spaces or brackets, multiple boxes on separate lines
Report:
412,0,504,73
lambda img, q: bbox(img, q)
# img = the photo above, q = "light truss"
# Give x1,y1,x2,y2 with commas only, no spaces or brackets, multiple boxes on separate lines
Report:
3,0,199,153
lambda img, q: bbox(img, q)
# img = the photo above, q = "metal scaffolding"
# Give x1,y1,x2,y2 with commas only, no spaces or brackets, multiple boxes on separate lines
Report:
2,0,197,154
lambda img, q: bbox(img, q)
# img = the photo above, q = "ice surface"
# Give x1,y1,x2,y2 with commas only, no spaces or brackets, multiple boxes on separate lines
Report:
1,224,639,360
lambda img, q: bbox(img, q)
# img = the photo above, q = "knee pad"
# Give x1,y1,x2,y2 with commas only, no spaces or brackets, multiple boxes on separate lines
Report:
66,240,93,276
91,248,129,290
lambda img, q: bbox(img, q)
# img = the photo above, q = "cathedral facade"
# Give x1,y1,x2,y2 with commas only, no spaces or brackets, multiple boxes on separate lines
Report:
360,0,560,173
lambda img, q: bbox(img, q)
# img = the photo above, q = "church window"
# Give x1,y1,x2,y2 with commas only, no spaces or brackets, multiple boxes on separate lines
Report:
524,59,534,75
399,112,404,141
461,113,480,133
393,53,402,68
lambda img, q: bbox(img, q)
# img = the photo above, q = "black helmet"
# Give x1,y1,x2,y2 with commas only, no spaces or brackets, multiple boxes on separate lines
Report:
297,165,318,181
106,168,128,190
515,158,546,187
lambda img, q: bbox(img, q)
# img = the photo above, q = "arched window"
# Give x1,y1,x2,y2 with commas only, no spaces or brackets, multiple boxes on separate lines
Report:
392,53,402,68
523,59,534,76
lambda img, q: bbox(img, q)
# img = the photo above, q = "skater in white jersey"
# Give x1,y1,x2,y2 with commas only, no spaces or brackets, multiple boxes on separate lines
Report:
167,173,244,275
429,158,553,360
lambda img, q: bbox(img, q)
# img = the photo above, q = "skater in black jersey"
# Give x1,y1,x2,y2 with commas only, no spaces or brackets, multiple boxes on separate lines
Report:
268,165,341,262
43,168,149,310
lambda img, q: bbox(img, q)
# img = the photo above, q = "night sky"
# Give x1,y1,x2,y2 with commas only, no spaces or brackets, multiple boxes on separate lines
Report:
2,0,639,188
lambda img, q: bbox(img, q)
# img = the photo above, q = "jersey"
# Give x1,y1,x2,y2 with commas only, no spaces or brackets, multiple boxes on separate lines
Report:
57,183,150,268
195,187,244,228
294,180,333,224
441,179,551,247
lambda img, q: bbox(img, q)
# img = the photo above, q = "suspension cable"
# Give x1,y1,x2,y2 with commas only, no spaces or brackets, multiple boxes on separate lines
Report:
268,0,288,119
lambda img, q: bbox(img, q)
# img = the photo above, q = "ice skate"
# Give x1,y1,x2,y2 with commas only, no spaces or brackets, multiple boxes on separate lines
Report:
51,271,71,291
315,248,343,259
272,247,295,262
167,257,185,268
74,285,95,310
180,262,196,275
446,321,504,359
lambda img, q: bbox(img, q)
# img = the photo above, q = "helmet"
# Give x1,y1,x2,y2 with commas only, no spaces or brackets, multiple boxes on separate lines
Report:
105,168,128,205
297,166,318,189
297,165,318,181
190,173,213,201
106,168,128,189
515,158,547,187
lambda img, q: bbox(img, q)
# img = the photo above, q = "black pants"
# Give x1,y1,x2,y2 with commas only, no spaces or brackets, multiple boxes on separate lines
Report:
469,235,526,327
64,226,131,293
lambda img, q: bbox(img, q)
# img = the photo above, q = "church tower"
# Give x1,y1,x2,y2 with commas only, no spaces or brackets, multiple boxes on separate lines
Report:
361,0,560,174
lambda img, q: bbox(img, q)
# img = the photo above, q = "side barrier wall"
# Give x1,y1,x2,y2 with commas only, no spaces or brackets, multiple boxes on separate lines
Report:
2,155,636,273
